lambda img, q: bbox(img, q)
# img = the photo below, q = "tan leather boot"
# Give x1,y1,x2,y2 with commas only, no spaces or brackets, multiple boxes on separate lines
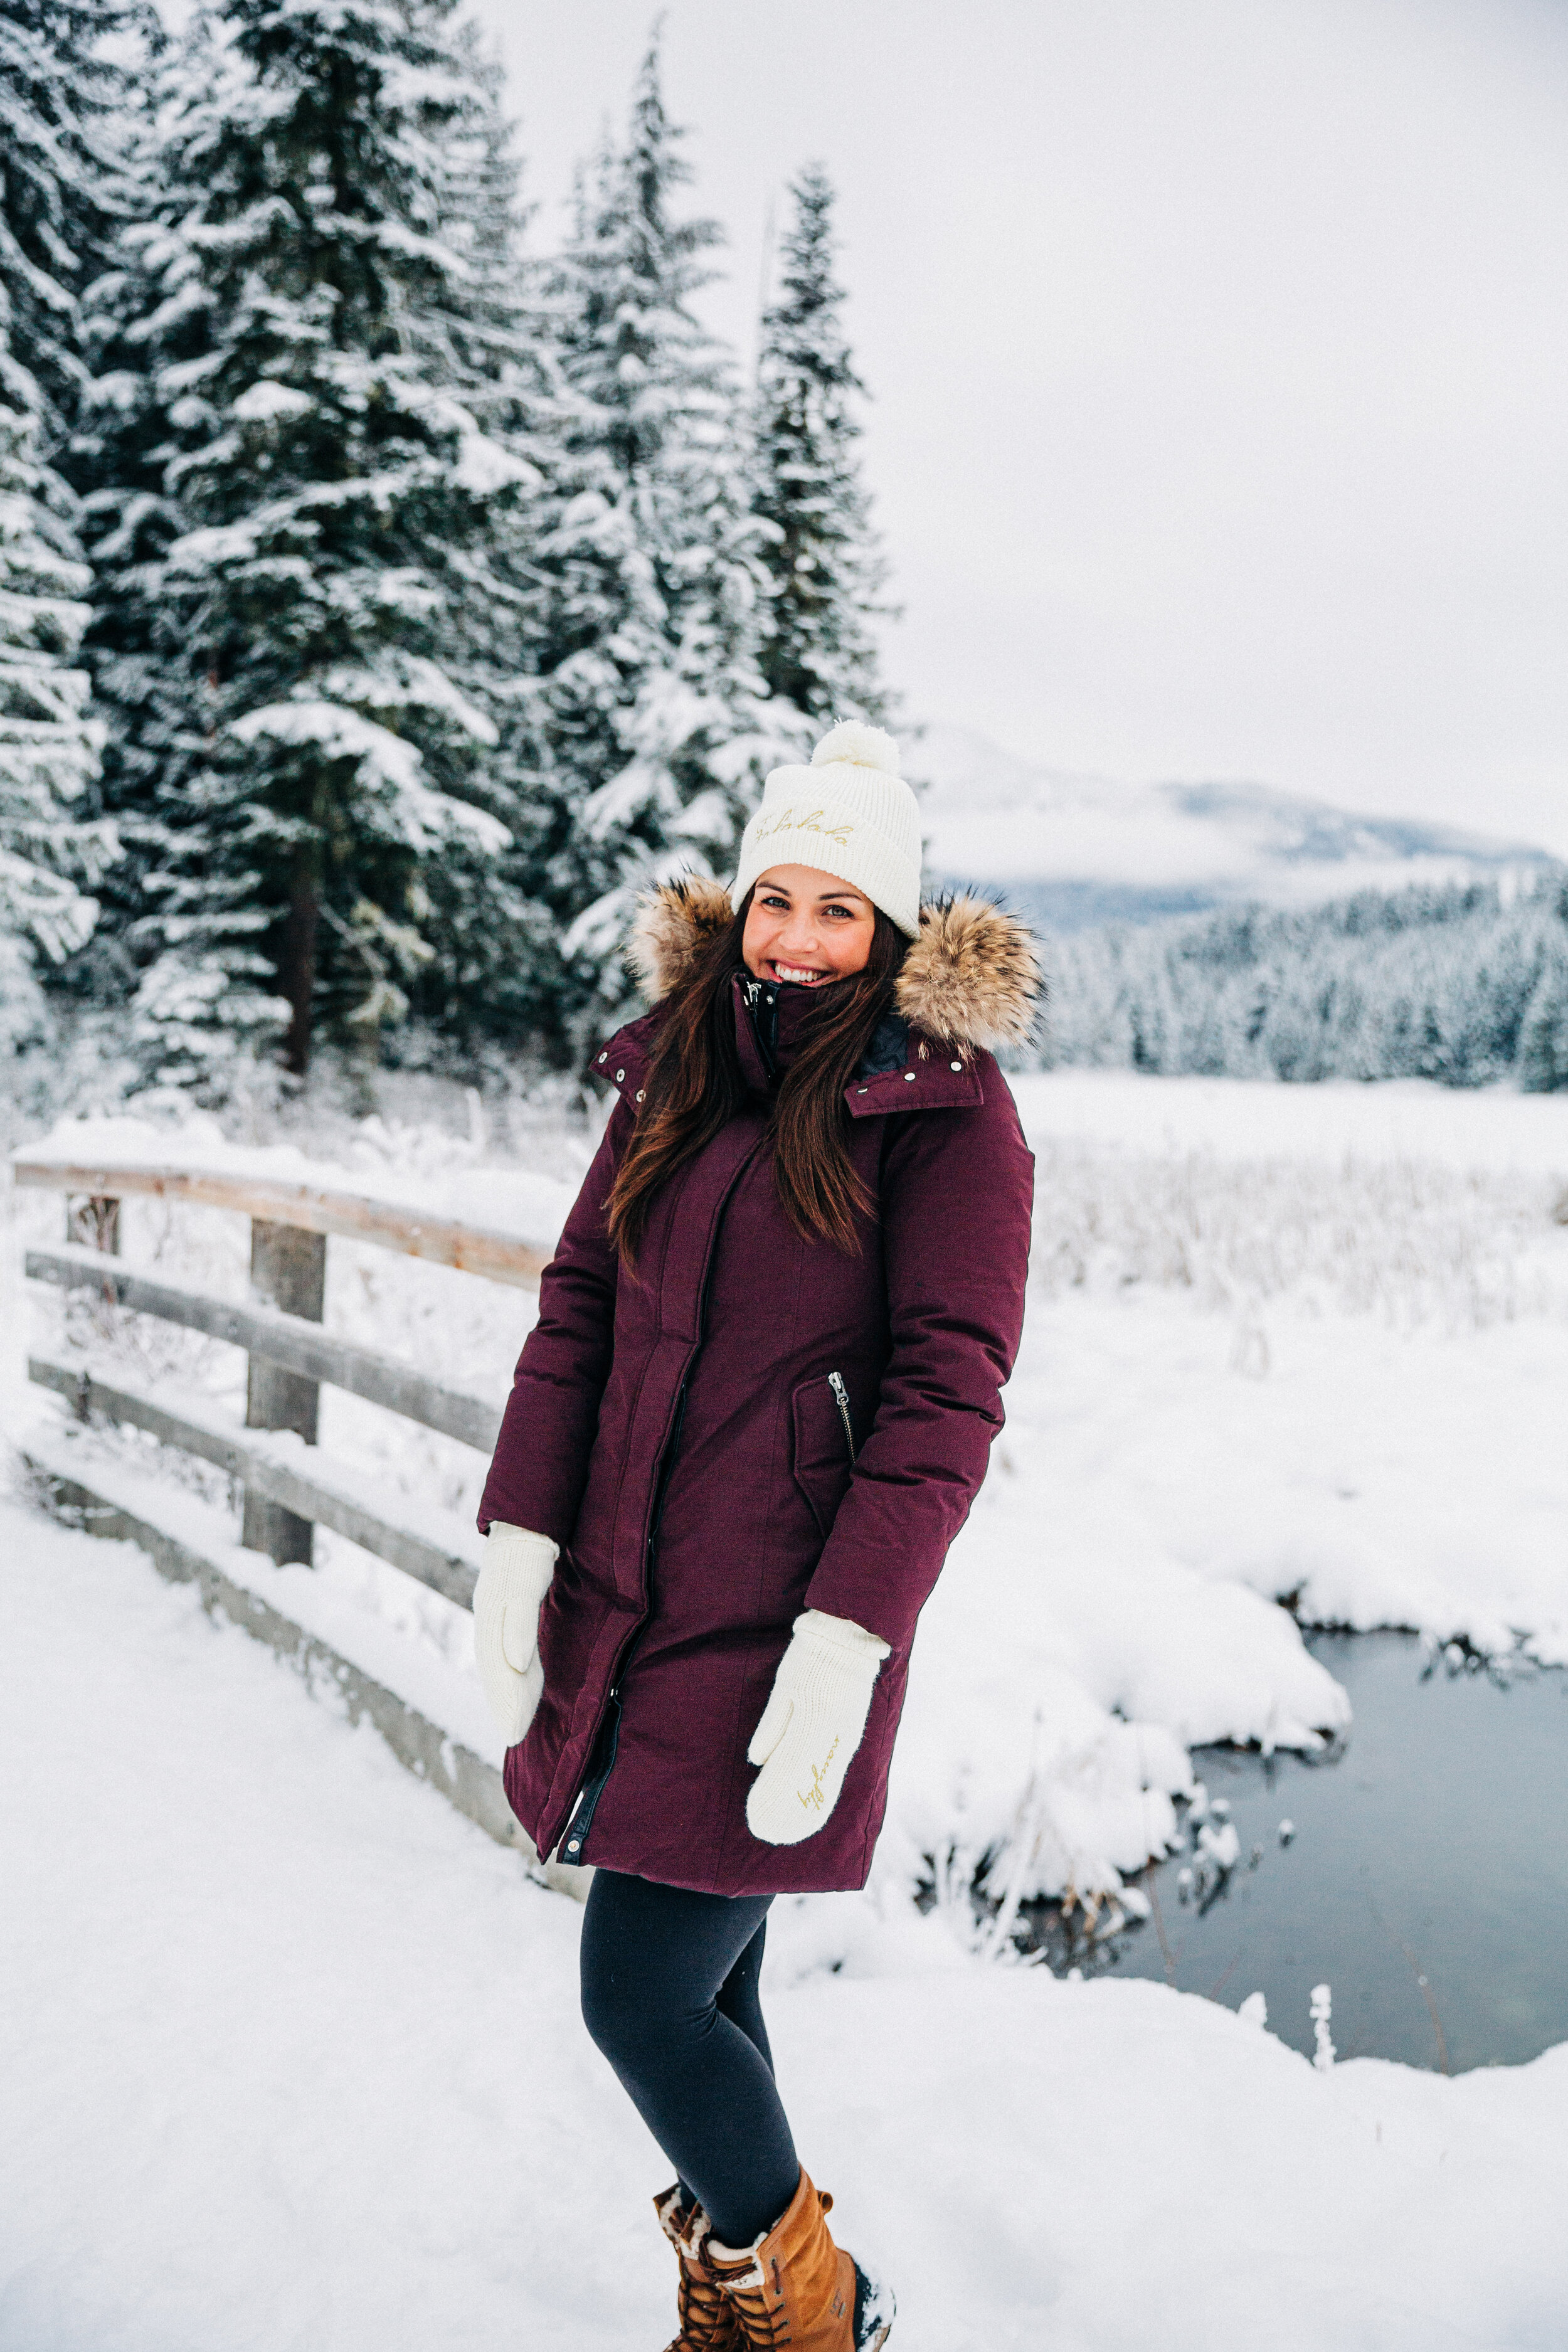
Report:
654,2183,743,2351
707,2168,895,2351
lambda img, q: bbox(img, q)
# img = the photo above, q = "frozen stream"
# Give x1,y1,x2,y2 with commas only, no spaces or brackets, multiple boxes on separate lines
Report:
1025,1633,1568,2072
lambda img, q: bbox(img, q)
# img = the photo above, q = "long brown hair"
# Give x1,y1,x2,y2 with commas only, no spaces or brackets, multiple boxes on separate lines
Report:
607,889,906,1268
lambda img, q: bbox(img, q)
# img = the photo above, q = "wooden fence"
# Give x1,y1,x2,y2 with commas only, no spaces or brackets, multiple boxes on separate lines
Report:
12,1151,585,1893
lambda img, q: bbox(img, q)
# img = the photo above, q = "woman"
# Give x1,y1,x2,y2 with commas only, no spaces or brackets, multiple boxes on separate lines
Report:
474,723,1037,2351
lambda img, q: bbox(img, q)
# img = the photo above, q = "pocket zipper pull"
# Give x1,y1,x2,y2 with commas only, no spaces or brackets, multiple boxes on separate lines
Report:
827,1370,856,1460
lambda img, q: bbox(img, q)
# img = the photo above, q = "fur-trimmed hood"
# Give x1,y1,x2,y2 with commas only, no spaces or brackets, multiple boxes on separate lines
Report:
625,876,1041,1054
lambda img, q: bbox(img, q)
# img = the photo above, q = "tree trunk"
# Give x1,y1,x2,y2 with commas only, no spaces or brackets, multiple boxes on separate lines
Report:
282,839,320,1076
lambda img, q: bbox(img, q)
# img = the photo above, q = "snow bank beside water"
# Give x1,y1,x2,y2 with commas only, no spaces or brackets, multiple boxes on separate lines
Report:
4,1509,1565,2352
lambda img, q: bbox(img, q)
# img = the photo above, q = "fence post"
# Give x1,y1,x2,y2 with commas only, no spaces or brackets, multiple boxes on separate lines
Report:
63,1192,122,1388
66,1194,121,1254
241,1218,326,1566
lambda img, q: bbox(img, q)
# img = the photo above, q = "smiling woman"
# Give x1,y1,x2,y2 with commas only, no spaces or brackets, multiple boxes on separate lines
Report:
469,720,1039,2346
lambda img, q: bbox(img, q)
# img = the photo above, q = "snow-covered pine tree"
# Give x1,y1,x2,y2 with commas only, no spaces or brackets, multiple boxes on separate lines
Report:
70,29,282,1084
395,30,576,1059
0,0,150,1036
751,163,892,728
541,43,803,1038
1516,887,1568,1093
0,395,112,1042
0,0,151,445
95,0,538,1083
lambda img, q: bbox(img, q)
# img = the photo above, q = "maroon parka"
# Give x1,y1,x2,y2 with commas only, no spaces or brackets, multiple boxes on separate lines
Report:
478,881,1037,1896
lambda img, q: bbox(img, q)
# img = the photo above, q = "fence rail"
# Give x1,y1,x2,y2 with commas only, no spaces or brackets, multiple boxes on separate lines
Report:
27,1356,484,1609
13,1147,583,1894
11,1156,553,1286
27,1244,503,1451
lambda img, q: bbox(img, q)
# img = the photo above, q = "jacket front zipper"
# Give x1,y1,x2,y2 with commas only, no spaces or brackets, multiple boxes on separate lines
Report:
559,1691,620,1862
552,1136,760,1867
827,1370,857,1461
557,1379,689,1863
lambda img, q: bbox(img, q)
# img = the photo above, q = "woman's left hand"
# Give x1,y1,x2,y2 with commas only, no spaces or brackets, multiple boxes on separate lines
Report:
746,1609,891,1845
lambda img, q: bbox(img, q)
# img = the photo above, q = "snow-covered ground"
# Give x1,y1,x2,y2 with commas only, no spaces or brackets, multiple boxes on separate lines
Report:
4,1501,1566,2352
6,1069,1568,2344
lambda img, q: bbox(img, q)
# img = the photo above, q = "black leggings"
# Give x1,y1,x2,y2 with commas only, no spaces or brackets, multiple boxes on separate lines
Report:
579,1869,800,2247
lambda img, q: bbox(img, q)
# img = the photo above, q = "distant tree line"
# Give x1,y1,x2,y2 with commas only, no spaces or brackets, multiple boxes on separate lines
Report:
1039,875,1568,1091
0,1,891,1093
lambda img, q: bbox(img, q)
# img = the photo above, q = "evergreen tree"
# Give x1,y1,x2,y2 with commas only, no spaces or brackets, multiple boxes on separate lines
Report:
0,0,151,444
393,34,577,1060
1038,874,1568,1088
70,35,275,1080
81,0,539,1084
0,395,112,1031
540,44,802,1035
1517,896,1568,1093
0,0,151,1034
751,164,891,727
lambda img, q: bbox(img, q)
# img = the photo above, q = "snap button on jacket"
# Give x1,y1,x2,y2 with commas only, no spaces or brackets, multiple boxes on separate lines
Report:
478,885,1037,1895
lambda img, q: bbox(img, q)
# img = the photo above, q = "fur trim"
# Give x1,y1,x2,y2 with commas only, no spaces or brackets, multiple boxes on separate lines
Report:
894,893,1041,1052
626,879,1041,1051
625,873,734,1001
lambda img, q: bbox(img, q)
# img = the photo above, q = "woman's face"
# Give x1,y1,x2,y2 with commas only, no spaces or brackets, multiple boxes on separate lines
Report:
741,865,876,986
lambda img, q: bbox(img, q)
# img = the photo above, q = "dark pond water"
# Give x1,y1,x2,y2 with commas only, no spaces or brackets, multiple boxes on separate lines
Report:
1021,1633,1568,2073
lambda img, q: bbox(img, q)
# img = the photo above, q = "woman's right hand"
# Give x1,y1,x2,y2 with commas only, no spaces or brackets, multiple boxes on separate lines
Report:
473,1523,559,1746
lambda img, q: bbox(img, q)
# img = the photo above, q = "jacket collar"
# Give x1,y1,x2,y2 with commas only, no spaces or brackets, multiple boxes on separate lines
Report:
595,876,1041,1116
625,877,1040,1051
590,1000,989,1119
734,970,835,1088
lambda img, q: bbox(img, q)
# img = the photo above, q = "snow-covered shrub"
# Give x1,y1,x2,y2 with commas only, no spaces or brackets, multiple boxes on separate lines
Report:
1027,1135,1565,1332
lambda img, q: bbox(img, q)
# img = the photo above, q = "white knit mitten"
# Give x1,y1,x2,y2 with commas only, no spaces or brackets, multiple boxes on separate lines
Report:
745,1609,891,1846
473,1523,558,1746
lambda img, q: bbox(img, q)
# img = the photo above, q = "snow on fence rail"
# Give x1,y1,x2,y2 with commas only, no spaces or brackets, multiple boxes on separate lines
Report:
10,1153,553,1285
12,1150,583,1894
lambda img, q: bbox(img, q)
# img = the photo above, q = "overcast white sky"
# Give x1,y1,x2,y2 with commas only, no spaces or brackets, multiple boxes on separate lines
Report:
477,1,1568,847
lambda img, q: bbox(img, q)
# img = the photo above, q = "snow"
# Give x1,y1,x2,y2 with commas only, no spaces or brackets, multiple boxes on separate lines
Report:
15,1111,580,1257
1010,1067,1568,1178
225,704,512,854
19,1424,499,1763
6,1067,1568,2337
228,379,312,421
318,657,501,746
4,1502,1567,2351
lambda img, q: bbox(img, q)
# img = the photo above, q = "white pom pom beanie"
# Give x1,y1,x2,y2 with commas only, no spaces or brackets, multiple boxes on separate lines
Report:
732,721,922,939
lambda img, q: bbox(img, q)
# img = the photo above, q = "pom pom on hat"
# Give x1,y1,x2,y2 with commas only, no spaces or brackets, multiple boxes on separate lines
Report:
811,719,901,775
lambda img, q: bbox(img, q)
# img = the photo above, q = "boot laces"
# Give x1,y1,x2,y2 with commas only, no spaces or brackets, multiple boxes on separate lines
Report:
668,2261,740,2352
657,2192,742,2352
714,2245,798,2349
714,2270,789,2350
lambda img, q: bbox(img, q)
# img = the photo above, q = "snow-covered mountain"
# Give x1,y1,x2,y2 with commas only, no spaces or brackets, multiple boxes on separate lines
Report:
916,723,1560,932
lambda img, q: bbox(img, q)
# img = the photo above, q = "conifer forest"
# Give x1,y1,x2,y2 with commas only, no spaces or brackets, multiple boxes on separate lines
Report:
2,0,1565,1108
2,0,890,1101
